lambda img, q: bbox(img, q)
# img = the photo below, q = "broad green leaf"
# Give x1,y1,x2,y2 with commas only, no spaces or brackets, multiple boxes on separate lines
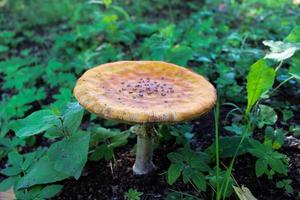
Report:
0,176,19,192
255,159,267,177
17,156,68,189
206,136,252,158
191,172,206,191
257,105,278,128
263,40,300,62
167,152,185,163
285,26,300,43
0,166,22,176
289,55,300,80
167,163,184,185
48,132,90,179
11,110,59,137
268,157,287,175
246,59,275,115
38,184,63,199
167,45,193,66
61,102,84,135
7,151,23,167
182,168,193,184
282,109,294,121
89,144,107,161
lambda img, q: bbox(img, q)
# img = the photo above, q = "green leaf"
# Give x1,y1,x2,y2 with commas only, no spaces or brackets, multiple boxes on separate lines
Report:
257,105,278,128
61,102,84,135
285,26,300,43
289,57,300,80
268,157,287,174
11,110,59,137
0,45,9,53
17,156,68,189
0,166,22,176
246,59,275,115
167,152,185,163
167,45,193,66
263,40,300,62
182,168,193,184
0,176,19,192
167,163,184,185
255,159,267,177
191,172,206,191
38,184,63,199
206,136,252,158
7,151,23,167
282,110,294,121
48,132,90,179
89,144,107,161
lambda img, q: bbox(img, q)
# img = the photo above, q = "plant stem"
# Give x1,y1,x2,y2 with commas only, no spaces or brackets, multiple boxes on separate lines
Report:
214,101,221,200
133,124,156,175
269,75,295,96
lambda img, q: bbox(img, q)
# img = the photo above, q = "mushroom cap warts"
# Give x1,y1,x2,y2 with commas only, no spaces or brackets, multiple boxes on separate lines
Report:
74,61,217,123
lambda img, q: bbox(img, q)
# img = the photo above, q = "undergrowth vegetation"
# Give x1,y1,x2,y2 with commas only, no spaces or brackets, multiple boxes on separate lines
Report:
0,0,299,199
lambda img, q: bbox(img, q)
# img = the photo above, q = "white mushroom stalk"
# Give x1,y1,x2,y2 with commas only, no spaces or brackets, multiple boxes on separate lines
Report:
132,124,156,175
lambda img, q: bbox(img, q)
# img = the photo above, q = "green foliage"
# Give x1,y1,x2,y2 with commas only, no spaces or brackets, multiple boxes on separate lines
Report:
124,188,143,200
249,140,288,178
16,184,63,200
256,105,278,128
11,102,83,138
276,179,293,195
167,145,210,191
89,127,129,161
246,59,275,115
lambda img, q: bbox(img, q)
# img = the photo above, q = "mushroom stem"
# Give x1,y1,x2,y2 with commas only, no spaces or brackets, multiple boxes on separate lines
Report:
132,124,156,175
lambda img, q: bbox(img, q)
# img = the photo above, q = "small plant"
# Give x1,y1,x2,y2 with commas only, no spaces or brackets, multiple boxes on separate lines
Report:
276,179,293,195
248,140,288,179
125,188,143,200
167,144,210,191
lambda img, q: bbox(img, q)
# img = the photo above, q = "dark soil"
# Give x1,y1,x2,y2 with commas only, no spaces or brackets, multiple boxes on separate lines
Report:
55,108,300,200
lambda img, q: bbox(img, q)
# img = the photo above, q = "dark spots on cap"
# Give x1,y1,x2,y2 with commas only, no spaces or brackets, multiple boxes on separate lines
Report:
116,76,177,100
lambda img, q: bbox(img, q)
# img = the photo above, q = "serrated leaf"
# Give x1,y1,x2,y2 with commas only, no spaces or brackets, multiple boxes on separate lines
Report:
255,159,267,177
246,59,275,115
48,132,90,179
191,172,206,191
167,163,184,185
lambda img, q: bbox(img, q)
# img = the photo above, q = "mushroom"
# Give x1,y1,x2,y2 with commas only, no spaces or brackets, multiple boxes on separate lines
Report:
73,61,216,175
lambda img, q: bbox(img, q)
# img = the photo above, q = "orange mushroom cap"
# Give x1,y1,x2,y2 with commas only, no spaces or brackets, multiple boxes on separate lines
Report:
74,61,217,123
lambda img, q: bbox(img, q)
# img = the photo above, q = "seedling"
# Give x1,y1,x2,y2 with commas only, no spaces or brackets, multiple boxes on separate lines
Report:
74,61,216,174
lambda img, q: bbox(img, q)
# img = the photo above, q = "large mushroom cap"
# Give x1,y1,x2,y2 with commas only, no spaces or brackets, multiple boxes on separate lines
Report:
74,61,217,123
